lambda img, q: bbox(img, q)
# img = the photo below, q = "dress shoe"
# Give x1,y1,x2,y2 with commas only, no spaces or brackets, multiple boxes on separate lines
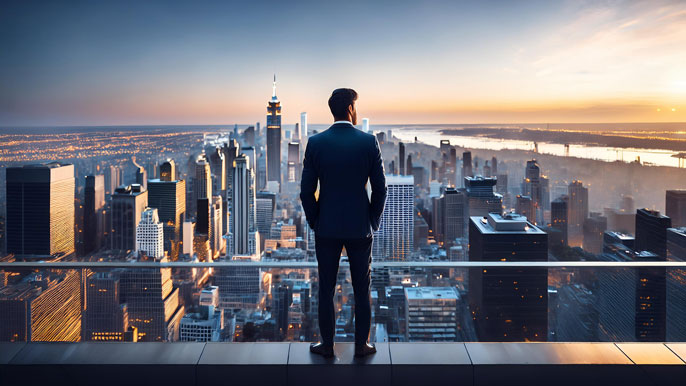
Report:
310,342,334,358
354,342,377,358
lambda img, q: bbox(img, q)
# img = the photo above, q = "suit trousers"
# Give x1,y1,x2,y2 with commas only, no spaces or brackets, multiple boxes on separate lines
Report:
315,235,373,346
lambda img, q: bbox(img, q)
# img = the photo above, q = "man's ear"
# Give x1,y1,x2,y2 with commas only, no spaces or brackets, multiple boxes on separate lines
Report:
348,105,355,120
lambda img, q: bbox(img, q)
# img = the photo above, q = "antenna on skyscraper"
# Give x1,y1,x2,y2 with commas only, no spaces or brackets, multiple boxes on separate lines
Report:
272,74,277,98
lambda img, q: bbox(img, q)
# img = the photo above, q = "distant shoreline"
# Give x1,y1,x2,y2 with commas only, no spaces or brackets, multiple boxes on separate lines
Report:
1,122,686,134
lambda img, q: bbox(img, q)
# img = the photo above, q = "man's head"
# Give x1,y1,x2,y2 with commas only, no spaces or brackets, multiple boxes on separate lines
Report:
328,88,358,125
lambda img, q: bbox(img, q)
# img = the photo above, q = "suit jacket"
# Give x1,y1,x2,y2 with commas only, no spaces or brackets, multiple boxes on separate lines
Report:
300,122,387,239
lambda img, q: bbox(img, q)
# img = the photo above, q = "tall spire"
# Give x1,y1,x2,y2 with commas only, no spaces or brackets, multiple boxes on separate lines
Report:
272,74,277,98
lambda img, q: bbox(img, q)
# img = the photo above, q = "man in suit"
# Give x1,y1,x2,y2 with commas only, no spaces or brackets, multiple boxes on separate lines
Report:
300,88,387,358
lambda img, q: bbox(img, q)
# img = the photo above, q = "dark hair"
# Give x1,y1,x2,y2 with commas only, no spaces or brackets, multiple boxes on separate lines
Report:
328,88,358,120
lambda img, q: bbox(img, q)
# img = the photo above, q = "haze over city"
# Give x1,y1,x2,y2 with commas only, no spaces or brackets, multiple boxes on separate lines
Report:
3,1,686,385
2,0,685,126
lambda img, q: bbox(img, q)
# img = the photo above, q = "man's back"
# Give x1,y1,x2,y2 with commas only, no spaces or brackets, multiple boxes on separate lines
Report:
300,122,386,239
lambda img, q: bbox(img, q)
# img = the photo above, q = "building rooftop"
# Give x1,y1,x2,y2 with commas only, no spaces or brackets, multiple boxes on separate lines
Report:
385,174,415,185
405,286,459,300
471,213,545,234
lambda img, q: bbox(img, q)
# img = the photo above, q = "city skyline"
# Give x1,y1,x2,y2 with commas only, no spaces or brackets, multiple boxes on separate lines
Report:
2,0,686,126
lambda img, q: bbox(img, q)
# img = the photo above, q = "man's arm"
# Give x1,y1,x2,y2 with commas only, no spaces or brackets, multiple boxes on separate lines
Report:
300,140,319,229
369,136,387,231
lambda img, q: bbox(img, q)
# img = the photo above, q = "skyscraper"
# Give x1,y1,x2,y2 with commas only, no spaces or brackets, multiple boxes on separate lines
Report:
205,145,226,194
293,122,300,142
148,168,186,260
111,184,148,252
522,160,545,224
465,176,502,218
373,175,414,260
0,270,82,342
551,195,568,247
6,163,75,258
83,272,129,341
568,180,589,246
120,255,184,342
461,151,472,187
133,158,147,191
300,112,308,139
267,75,282,185
194,154,212,203
287,142,301,183
469,213,548,341
84,174,105,255
515,195,535,223
232,154,256,255
362,118,369,133
159,159,176,181
635,208,671,258
244,126,256,147
441,187,466,245
136,207,164,258
665,190,686,228
398,142,405,176
582,212,607,254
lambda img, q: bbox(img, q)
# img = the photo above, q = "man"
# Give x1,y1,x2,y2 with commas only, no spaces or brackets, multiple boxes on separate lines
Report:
300,88,387,358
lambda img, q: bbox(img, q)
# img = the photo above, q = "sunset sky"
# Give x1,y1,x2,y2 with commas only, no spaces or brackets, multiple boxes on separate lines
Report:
1,0,685,126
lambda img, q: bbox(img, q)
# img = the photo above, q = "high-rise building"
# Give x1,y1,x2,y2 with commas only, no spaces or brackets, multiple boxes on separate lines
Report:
666,227,686,341
635,208,671,257
111,184,148,252
522,160,545,224
211,195,223,256
120,255,184,341
215,255,265,309
232,154,256,255
148,171,186,260
133,160,147,191
244,126,256,147
515,195,535,223
287,142,301,183
136,207,164,258
465,176,502,218
469,213,548,341
551,195,568,247
205,145,226,194
373,175,414,260
182,221,195,256
179,305,223,342
568,180,589,246
0,270,82,341
362,118,369,133
160,159,176,182
461,151,472,186
405,287,459,342
6,163,75,258
398,142,405,175
84,175,105,255
582,212,607,254
105,165,121,195
666,190,686,228
194,155,212,202
83,272,129,341
267,75,282,185
634,208,670,341
300,112,308,139
256,191,276,247
441,187,466,245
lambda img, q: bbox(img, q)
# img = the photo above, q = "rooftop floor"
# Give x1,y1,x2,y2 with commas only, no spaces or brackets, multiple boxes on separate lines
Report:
1,342,685,386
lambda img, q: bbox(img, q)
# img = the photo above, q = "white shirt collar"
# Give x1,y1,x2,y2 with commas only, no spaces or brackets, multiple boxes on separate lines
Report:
333,120,353,126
